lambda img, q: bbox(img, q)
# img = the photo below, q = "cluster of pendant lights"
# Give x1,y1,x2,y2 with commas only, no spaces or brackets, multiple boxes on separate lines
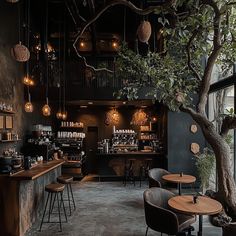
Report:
9,0,67,119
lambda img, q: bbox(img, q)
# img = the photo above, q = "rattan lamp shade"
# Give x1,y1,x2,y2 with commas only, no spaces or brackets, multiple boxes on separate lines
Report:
11,43,30,62
137,20,152,43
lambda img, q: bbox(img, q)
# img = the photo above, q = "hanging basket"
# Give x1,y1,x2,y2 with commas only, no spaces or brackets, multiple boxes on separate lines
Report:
11,42,30,62
137,20,152,43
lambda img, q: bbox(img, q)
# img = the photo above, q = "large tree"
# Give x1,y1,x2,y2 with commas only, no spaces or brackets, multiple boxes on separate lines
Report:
73,0,236,216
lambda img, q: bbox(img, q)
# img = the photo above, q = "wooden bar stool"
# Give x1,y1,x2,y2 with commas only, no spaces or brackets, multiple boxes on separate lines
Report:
39,183,67,232
124,158,136,186
139,158,152,187
57,176,76,215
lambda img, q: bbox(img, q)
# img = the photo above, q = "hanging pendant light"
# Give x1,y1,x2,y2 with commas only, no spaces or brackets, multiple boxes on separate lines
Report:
11,2,30,62
25,93,33,112
137,20,152,43
61,17,67,120
42,97,51,116
42,0,51,116
56,21,63,120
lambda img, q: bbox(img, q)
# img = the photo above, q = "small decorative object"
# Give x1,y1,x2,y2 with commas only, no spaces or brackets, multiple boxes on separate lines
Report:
190,124,198,133
137,20,152,43
193,195,198,204
180,172,183,177
175,91,185,103
131,109,148,125
0,116,3,129
5,116,13,129
191,142,200,154
11,42,30,62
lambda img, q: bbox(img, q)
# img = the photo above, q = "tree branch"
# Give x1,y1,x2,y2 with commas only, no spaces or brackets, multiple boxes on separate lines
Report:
73,0,173,73
186,27,202,81
220,116,236,138
197,0,222,114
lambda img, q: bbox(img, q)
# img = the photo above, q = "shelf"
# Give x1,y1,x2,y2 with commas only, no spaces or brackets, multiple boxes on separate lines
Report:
140,130,156,133
1,139,21,143
60,126,83,129
0,110,16,114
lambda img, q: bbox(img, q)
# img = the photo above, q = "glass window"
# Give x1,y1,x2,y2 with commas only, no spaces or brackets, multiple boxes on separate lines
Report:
208,85,235,189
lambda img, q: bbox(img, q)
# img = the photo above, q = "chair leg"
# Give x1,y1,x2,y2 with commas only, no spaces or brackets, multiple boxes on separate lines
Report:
39,192,50,231
48,193,53,222
145,226,149,236
69,183,76,210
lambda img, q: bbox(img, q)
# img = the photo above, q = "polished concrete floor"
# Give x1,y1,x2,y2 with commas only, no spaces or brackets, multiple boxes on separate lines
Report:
26,177,222,236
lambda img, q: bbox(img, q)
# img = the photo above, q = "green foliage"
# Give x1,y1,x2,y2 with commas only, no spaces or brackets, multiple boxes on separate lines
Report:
115,1,236,111
195,148,215,191
116,43,198,111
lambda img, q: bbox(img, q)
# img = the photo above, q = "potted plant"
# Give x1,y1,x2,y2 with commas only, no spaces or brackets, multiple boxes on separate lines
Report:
195,148,215,194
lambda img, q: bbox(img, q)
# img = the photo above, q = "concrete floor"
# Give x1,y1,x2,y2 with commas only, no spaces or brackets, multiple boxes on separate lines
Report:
26,177,222,236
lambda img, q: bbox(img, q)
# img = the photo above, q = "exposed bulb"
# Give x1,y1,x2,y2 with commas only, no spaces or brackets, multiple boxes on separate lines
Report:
61,111,67,120
23,75,34,86
56,110,63,119
42,104,51,116
24,102,33,113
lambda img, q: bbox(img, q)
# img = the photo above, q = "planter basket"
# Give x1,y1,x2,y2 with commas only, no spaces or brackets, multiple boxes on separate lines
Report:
11,43,30,62
137,20,152,43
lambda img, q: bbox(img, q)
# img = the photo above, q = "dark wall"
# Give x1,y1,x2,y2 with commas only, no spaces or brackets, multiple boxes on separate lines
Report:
0,1,25,154
167,111,206,178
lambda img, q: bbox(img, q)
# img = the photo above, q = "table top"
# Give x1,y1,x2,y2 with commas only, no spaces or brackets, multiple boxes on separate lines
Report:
168,195,222,215
162,173,196,184
10,159,65,180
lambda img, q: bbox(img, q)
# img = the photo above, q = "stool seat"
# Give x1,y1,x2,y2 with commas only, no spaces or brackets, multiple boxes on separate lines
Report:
57,176,73,184
45,183,65,193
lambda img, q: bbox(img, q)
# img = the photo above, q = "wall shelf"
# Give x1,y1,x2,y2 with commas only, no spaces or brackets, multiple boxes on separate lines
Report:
0,139,21,143
0,110,16,114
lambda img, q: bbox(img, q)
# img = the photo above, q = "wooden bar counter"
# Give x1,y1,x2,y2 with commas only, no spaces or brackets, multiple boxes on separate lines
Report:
0,159,64,236
96,152,167,177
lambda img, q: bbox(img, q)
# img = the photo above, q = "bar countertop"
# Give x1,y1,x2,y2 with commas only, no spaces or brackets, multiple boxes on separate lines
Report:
96,151,163,156
10,159,65,180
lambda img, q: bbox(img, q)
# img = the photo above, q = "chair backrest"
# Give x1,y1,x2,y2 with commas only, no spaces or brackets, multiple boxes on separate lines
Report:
143,187,179,235
148,168,170,188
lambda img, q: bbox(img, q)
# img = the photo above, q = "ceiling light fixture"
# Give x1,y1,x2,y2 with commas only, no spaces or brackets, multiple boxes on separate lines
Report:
88,101,93,105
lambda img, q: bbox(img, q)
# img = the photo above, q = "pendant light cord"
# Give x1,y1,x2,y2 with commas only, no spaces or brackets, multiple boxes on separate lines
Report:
26,0,30,76
63,12,66,113
58,21,61,110
123,7,126,42
18,2,21,43
45,0,49,103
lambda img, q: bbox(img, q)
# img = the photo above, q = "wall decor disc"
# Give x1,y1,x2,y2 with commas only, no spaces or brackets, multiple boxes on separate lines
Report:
11,43,30,62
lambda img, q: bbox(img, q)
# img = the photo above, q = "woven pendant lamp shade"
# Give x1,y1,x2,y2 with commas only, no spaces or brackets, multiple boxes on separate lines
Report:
137,20,152,43
11,42,30,62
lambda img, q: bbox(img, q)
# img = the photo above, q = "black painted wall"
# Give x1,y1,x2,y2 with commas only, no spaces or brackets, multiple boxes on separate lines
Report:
0,1,25,154
167,111,206,179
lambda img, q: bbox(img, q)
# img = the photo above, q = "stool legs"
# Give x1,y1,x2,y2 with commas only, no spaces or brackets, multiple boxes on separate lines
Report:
39,191,67,232
69,183,76,210
66,184,72,216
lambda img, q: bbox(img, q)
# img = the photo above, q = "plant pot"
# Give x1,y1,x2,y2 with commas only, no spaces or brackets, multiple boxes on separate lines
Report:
223,223,236,236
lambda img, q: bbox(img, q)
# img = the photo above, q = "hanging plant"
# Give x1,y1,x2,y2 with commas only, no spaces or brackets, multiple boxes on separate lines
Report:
137,20,152,43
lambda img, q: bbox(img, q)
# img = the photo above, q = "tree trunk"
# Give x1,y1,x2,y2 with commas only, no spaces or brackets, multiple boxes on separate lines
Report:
199,121,236,216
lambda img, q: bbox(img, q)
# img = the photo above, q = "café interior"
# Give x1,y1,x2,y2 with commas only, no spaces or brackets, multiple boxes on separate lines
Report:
0,0,236,236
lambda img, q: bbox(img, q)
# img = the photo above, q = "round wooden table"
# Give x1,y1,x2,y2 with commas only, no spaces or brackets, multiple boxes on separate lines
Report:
162,174,196,195
168,195,222,236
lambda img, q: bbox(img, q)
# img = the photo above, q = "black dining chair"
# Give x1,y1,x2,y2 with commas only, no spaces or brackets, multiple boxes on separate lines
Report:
148,168,178,192
143,187,195,236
